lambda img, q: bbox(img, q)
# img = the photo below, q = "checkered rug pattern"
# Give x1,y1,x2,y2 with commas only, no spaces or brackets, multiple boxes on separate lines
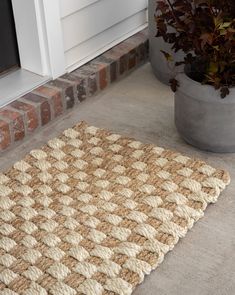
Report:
0,122,230,295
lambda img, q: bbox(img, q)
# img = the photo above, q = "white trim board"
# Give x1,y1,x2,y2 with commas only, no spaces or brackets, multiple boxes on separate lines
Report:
11,0,65,79
42,0,66,78
12,0,49,76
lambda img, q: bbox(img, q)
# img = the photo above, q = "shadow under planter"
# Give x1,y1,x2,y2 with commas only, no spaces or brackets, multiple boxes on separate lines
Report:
175,73,235,153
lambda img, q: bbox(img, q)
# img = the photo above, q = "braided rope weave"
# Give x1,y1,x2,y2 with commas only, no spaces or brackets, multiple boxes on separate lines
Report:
0,121,230,295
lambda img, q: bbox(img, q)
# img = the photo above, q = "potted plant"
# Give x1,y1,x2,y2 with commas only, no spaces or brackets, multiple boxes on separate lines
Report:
149,0,183,84
155,0,235,152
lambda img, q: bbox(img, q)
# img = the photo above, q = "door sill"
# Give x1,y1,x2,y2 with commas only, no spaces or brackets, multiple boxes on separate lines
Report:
0,69,50,108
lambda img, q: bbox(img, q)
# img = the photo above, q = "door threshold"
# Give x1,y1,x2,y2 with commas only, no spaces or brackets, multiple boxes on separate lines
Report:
0,69,50,108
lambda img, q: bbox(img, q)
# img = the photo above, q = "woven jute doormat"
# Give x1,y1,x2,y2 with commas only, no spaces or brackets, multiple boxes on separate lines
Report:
0,122,230,295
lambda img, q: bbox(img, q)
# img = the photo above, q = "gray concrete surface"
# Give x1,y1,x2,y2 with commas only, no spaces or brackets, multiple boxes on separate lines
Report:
1,63,234,295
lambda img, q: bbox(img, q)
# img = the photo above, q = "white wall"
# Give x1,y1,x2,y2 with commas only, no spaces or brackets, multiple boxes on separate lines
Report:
12,0,66,78
59,0,148,72
11,0,148,78
2,0,148,107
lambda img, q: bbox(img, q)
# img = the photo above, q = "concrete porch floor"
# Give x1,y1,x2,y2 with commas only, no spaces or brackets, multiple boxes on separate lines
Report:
1,63,235,295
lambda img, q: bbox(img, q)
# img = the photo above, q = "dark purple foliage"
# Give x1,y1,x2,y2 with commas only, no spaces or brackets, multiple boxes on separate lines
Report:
155,0,235,97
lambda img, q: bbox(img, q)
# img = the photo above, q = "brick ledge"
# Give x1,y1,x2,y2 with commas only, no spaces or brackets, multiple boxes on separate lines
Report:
0,29,148,152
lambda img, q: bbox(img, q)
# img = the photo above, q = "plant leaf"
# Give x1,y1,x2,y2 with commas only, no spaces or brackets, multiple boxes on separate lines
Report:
169,78,179,92
220,87,230,98
160,50,173,62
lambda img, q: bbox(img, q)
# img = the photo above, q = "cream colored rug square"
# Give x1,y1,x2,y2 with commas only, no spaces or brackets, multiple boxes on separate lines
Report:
0,122,230,295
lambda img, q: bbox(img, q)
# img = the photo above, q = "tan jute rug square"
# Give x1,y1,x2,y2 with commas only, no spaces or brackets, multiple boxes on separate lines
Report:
0,121,230,295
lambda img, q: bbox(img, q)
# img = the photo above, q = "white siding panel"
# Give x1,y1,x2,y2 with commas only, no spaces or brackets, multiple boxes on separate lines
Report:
59,0,148,71
59,0,99,18
65,10,147,72
62,0,148,51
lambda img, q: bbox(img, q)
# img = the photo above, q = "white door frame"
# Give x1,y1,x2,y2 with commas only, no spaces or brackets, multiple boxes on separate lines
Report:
11,0,66,79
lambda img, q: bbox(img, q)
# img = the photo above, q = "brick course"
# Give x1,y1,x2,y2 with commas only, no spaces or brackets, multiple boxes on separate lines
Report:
0,28,148,152
72,66,99,96
23,93,52,126
0,119,11,150
33,86,63,118
10,100,39,132
46,79,76,109
0,108,25,141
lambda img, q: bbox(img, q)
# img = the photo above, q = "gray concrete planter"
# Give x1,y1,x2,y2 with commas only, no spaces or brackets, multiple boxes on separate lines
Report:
175,73,235,153
148,0,182,84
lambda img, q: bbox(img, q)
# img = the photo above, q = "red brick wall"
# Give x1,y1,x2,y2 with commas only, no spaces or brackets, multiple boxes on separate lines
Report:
0,29,148,152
